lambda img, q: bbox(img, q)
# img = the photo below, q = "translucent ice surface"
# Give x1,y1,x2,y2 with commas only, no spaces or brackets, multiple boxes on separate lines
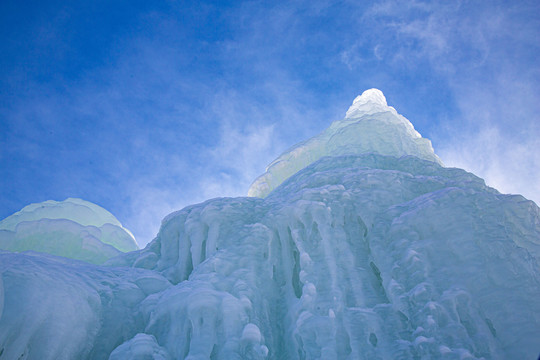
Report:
0,91,539,359
248,89,442,198
0,251,170,359
0,198,138,264
107,155,539,359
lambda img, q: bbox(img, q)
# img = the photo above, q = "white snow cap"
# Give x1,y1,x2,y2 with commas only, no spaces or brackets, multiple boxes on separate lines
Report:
248,89,442,197
352,88,388,106
346,88,389,118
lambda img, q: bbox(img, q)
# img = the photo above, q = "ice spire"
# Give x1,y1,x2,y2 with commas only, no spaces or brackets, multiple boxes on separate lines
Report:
345,88,392,119
248,89,442,198
348,88,387,109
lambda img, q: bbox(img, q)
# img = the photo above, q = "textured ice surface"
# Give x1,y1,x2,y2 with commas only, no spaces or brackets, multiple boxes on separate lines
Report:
0,251,170,359
0,198,138,264
248,89,442,198
106,155,539,359
1,90,539,359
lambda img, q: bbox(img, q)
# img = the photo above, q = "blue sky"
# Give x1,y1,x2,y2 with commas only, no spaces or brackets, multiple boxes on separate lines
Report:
1,0,539,247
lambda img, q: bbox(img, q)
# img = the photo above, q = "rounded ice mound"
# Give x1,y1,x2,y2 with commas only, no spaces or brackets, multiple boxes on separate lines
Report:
351,88,387,106
0,198,124,230
345,88,389,119
109,333,171,360
248,89,442,198
0,198,139,264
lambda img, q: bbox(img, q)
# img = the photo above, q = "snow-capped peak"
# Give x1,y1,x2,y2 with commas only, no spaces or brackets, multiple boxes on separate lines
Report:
248,90,441,198
353,88,387,106
346,88,388,118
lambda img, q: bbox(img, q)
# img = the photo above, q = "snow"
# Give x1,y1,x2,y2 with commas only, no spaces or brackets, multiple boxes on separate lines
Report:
0,90,539,359
0,198,138,264
346,88,388,116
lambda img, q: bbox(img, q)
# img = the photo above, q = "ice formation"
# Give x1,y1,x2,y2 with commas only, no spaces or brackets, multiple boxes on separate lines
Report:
0,198,138,264
1,90,539,360
248,89,442,198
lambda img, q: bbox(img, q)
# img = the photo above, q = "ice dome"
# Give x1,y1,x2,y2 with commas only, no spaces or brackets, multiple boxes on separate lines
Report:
0,198,138,264
248,89,442,198
0,198,127,230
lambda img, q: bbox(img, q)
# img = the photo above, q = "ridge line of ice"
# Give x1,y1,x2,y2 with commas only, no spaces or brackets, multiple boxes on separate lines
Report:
248,89,442,198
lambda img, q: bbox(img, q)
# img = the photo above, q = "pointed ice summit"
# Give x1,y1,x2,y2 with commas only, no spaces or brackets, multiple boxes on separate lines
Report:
346,87,389,117
248,89,442,198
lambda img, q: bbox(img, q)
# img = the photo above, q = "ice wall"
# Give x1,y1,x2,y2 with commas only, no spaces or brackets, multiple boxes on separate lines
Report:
106,155,540,360
0,198,138,264
0,91,539,360
0,251,170,359
248,89,442,198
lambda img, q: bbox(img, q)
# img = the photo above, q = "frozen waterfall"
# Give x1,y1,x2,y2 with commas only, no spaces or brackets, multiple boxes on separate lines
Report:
0,90,539,360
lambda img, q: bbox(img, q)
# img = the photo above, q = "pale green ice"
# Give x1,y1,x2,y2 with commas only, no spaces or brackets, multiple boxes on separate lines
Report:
0,198,138,264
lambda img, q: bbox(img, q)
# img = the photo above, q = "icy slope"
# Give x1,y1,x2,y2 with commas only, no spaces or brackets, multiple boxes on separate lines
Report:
0,91,539,360
106,154,539,360
0,251,170,359
0,198,138,264
248,89,442,198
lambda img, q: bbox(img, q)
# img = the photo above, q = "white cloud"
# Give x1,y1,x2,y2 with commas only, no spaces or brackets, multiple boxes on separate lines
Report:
201,122,279,198
5,0,538,247
125,114,283,247
356,0,540,205
435,70,540,205
438,126,540,204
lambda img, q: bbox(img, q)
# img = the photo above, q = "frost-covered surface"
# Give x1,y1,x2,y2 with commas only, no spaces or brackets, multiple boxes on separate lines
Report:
0,198,138,264
1,91,539,359
106,155,540,359
0,251,170,359
248,89,442,198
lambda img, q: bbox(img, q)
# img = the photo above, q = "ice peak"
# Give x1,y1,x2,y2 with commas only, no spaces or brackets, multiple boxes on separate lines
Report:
353,88,387,106
248,89,442,198
346,88,388,118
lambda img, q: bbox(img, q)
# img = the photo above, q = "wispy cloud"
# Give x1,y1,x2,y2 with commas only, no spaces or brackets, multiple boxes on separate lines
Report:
2,0,538,248
348,0,540,205
438,125,540,201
